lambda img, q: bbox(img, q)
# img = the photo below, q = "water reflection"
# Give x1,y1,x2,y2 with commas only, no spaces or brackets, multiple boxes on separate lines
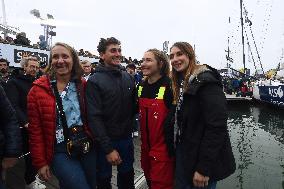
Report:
218,103,284,189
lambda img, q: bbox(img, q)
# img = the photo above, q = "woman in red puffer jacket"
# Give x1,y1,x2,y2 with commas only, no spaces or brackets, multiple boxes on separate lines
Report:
27,42,96,189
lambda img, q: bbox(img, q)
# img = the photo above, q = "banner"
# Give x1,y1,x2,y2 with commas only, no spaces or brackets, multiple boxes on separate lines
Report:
0,42,99,67
0,42,49,67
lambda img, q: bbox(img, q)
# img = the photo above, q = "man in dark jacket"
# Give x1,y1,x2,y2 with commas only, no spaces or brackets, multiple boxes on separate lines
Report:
86,37,137,189
0,85,22,189
5,57,43,189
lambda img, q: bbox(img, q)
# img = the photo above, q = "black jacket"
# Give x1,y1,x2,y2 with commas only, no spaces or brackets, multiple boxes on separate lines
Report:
86,63,137,154
166,65,235,183
5,74,35,126
0,85,22,158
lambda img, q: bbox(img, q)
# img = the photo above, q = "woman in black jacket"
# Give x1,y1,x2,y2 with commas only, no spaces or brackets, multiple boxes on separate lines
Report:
169,42,235,189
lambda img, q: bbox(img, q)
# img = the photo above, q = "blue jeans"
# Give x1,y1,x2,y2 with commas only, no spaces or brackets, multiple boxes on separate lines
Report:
175,145,217,189
97,136,134,187
51,143,96,189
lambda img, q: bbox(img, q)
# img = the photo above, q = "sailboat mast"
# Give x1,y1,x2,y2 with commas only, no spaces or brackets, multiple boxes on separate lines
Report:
240,0,246,74
1,0,8,38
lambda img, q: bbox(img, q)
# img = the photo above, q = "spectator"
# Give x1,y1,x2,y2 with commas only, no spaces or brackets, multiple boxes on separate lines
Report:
0,85,22,189
128,57,133,63
6,56,42,189
125,63,140,137
14,32,30,46
38,35,47,50
126,63,142,85
126,63,136,76
0,58,10,83
80,60,94,81
78,49,85,56
4,36,14,44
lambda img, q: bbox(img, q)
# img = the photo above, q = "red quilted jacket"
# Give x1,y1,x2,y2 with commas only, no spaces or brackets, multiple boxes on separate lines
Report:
27,75,92,170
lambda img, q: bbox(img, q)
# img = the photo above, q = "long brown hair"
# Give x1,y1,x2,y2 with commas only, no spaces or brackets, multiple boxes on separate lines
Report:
146,48,170,77
170,42,198,104
46,42,83,81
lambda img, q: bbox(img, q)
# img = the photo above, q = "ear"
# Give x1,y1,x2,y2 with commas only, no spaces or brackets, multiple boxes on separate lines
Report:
159,61,163,69
159,61,165,74
23,64,28,71
99,52,105,60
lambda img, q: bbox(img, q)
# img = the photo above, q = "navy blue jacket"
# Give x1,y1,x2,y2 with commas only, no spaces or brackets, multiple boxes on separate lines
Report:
86,63,137,154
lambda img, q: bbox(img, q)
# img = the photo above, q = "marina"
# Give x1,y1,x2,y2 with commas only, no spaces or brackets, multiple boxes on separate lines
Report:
0,0,284,189
3,103,284,189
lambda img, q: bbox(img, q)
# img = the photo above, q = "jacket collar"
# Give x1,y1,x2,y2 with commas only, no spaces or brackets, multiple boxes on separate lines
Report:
184,64,222,95
32,75,53,95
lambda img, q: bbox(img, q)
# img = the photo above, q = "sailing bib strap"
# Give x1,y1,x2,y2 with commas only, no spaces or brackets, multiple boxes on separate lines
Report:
157,87,166,99
138,86,143,97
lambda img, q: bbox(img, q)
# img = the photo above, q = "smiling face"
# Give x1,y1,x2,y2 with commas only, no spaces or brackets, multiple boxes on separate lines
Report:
51,45,73,78
170,46,190,74
100,44,121,67
141,51,161,77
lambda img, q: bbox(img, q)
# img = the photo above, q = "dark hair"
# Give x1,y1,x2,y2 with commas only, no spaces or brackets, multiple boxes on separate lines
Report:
0,58,9,66
170,42,198,104
126,63,136,70
97,37,121,54
46,42,83,81
146,48,170,76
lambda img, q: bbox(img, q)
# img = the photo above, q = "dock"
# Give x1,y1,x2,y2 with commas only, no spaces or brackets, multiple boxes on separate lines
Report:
225,94,252,102
3,137,148,189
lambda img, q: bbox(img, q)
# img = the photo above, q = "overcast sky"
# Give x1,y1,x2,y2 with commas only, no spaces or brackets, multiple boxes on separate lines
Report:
1,0,284,72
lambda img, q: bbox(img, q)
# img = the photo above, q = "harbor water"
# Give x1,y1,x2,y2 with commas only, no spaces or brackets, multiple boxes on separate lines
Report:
219,102,284,189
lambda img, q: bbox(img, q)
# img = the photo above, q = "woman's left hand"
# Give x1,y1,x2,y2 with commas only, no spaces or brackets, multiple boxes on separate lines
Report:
38,165,52,181
193,171,210,188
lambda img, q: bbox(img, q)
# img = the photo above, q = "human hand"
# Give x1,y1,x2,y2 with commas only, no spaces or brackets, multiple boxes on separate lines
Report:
38,165,52,181
193,171,210,188
2,157,18,170
106,150,122,166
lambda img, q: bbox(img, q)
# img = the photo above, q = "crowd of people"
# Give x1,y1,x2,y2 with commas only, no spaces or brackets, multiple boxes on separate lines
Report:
1,33,99,58
222,77,253,97
0,37,236,189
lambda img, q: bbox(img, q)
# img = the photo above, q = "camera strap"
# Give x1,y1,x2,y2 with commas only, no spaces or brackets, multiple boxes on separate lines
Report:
51,81,70,142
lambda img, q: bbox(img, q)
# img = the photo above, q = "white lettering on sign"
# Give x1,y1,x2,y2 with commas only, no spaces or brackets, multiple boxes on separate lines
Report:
269,87,284,98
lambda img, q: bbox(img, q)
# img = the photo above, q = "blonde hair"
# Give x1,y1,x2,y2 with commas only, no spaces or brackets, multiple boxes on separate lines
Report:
170,42,199,104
